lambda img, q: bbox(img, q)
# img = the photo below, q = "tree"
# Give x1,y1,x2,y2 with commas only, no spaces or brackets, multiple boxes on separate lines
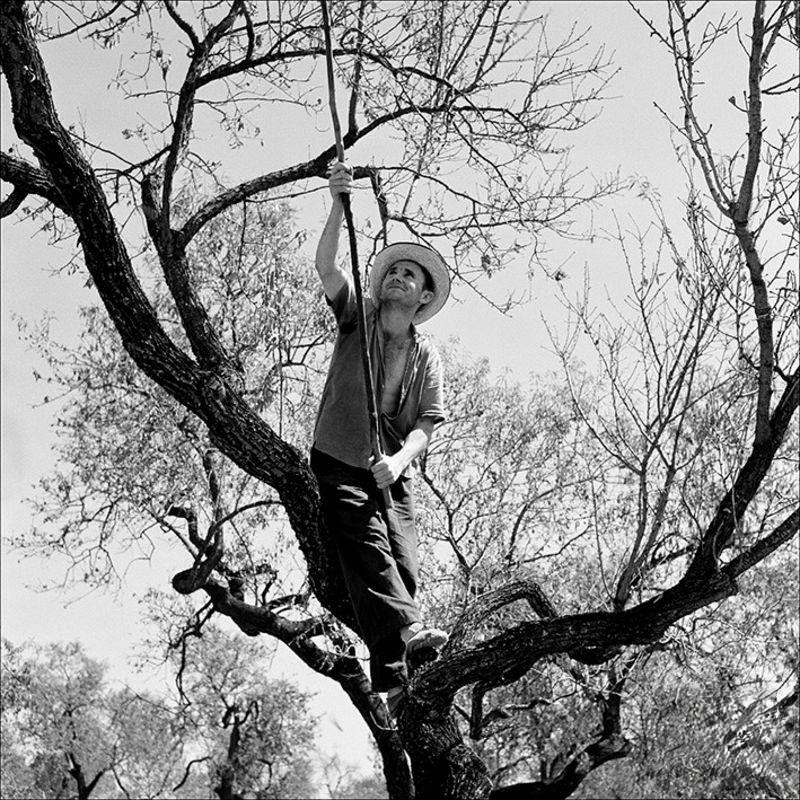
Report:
1,1,797,798
1,639,114,800
0,638,184,800
164,622,317,800
414,333,797,795
0,633,319,800
108,688,191,800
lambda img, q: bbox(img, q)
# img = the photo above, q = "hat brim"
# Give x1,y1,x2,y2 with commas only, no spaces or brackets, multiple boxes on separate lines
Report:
369,242,451,324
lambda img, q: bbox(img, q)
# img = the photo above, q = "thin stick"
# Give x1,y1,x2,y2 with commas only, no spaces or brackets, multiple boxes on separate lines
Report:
319,0,395,513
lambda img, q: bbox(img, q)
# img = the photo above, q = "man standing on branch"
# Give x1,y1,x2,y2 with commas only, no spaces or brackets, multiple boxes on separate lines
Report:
310,162,450,717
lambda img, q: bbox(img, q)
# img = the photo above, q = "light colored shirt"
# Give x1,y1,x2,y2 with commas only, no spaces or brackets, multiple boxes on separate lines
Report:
313,280,445,469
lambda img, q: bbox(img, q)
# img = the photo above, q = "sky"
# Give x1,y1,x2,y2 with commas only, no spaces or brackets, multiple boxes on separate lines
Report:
0,0,773,790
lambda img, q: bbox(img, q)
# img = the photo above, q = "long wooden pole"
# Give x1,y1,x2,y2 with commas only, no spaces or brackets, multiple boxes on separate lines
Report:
319,0,396,514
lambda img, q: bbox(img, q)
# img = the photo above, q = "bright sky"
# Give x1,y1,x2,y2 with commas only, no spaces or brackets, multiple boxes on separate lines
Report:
0,0,769,789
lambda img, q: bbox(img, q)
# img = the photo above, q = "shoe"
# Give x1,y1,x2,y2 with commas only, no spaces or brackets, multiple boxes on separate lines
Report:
405,624,448,656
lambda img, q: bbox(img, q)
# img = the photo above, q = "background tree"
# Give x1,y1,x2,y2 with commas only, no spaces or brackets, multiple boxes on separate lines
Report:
162,622,317,800
1,1,797,798
1,632,319,800
1,638,185,800
107,687,191,800
322,751,390,799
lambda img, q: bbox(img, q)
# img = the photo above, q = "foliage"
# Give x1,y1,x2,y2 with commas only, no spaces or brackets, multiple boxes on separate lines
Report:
13,196,326,600
1,638,175,799
170,624,317,800
0,635,318,800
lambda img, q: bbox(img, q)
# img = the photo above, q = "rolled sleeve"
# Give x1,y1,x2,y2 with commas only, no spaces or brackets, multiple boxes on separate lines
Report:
418,346,445,425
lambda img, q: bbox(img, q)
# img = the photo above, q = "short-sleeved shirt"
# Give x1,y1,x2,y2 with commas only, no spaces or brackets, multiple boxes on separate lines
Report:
313,280,445,470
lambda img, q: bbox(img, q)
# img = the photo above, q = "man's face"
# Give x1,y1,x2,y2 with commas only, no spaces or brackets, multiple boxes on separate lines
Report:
380,260,434,312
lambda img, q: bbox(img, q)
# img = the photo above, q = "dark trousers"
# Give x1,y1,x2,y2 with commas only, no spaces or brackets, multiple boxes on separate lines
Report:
310,448,421,692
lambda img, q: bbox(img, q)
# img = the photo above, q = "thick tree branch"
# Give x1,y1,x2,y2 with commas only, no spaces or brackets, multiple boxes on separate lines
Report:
734,221,775,444
172,571,322,639
415,570,738,717
163,0,200,51
448,575,557,650
136,5,249,380
736,0,766,220
734,0,775,445
662,0,781,445
66,752,105,800
0,185,28,217
173,756,211,792
166,505,200,548
0,151,66,212
142,176,242,377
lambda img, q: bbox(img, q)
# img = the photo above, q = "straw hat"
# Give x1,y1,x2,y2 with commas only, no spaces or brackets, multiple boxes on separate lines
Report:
369,242,451,324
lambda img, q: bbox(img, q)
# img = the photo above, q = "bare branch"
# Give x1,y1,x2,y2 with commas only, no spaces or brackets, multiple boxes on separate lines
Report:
160,1,244,232
172,756,211,792
163,0,200,51
722,505,800,578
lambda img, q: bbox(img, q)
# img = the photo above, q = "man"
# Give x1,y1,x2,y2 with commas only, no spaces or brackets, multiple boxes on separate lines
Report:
310,162,449,716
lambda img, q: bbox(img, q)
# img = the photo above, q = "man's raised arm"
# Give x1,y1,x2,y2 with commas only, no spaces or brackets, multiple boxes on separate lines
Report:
315,162,352,301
